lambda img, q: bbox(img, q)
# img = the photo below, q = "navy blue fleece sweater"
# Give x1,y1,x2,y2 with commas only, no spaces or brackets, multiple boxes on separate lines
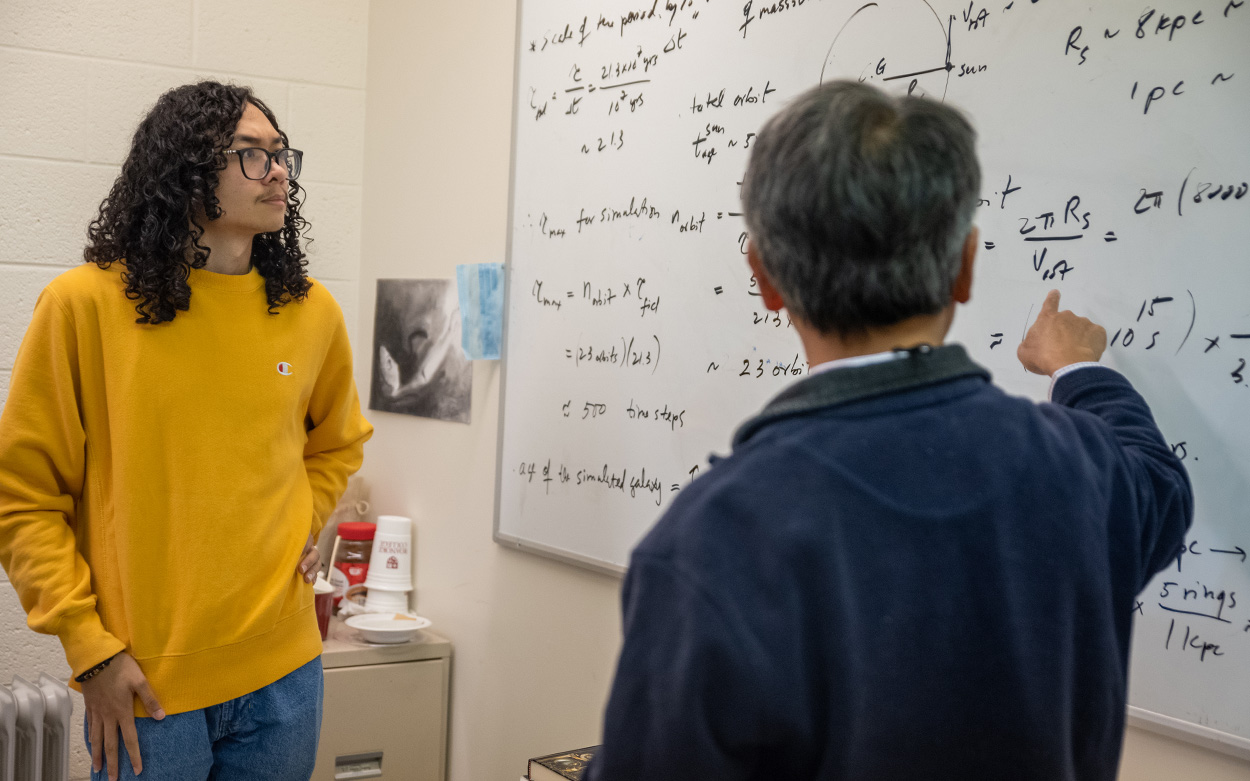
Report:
589,347,1192,781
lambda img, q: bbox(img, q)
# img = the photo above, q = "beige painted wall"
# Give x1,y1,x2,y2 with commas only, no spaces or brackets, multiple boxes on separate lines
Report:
358,2,1250,781
356,3,623,779
0,1,369,778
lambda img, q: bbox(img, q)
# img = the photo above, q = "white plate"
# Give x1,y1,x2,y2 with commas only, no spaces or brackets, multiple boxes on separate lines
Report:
344,613,431,644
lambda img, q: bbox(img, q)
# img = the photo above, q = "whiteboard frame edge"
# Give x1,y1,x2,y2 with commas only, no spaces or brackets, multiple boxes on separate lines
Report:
1126,706,1250,761
491,0,626,579
491,0,524,569
493,530,627,578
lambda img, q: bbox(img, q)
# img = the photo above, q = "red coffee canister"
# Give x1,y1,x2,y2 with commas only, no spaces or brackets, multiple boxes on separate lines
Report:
329,521,375,610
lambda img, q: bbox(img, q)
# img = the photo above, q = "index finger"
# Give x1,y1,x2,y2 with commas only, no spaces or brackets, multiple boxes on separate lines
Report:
135,678,166,721
1041,289,1061,314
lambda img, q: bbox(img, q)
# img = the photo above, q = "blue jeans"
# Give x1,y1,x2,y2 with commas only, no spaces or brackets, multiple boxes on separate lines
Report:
85,656,323,781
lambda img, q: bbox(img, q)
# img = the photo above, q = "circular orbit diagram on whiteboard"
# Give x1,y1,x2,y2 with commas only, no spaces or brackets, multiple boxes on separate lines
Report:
821,1,954,100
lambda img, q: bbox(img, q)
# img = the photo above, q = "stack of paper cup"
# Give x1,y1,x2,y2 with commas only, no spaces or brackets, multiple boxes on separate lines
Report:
363,515,413,613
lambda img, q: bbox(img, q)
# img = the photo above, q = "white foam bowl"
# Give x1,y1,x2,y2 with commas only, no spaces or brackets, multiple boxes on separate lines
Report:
344,613,431,644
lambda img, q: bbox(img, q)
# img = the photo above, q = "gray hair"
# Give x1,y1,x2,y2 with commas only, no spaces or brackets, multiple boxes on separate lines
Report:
741,80,981,335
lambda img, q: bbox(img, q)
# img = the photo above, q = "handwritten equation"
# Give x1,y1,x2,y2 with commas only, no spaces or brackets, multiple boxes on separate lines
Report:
501,3,1250,725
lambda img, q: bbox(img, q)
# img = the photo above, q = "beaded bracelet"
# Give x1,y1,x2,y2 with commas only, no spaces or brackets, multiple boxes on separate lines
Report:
74,653,119,683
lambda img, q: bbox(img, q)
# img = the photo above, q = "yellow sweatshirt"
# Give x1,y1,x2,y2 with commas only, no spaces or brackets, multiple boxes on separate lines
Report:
0,262,373,715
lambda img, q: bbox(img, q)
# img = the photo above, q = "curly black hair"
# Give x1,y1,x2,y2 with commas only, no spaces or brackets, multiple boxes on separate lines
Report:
84,81,312,324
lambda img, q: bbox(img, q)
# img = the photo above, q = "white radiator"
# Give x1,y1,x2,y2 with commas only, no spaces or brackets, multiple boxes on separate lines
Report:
1,685,14,781
1,675,71,781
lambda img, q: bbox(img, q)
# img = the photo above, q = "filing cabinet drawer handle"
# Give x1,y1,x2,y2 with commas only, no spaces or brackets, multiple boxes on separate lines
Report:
335,750,383,779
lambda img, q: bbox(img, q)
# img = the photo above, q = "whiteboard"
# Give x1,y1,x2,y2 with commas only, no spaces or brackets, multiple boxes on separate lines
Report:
494,0,1250,755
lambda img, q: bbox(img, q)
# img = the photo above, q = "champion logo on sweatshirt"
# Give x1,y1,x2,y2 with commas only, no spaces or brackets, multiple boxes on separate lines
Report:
276,362,293,376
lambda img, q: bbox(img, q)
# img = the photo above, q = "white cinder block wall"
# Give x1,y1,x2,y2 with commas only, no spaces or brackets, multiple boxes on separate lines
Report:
0,2,369,777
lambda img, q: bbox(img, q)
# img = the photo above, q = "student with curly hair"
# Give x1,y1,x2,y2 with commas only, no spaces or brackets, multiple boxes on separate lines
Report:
0,81,372,781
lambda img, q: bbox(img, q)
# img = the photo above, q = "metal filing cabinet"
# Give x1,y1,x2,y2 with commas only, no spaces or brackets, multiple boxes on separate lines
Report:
314,621,451,781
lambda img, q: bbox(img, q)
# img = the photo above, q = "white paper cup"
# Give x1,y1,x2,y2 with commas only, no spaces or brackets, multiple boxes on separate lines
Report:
375,515,411,537
364,515,413,591
364,587,410,614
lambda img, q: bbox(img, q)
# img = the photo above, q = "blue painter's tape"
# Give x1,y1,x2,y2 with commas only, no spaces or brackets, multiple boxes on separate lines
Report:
456,263,504,360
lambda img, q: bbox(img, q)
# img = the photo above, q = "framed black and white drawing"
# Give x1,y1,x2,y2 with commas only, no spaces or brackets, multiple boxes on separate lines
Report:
370,278,472,423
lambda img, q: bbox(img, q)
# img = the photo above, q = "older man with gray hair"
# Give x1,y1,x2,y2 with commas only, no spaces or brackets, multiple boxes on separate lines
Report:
588,80,1192,781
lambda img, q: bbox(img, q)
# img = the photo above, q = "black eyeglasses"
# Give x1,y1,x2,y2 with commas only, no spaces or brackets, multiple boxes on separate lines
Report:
222,147,303,181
